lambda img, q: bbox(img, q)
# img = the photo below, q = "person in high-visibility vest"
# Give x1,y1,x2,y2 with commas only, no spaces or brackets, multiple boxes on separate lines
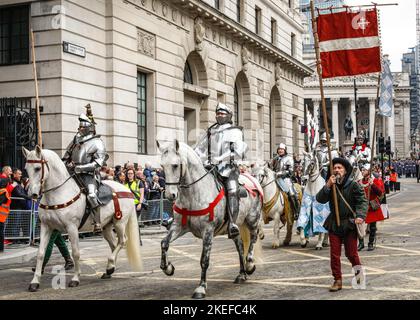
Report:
389,168,398,192
0,178,12,253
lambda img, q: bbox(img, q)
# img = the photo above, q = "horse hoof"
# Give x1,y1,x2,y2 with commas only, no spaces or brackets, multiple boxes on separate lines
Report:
162,263,175,276
192,292,206,299
28,283,40,292
315,246,322,251
301,241,308,248
234,275,247,284
106,268,115,276
101,273,112,279
245,264,256,275
283,241,290,246
68,280,79,288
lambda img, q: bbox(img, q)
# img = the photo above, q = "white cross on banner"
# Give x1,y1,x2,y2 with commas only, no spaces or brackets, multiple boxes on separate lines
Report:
378,59,393,117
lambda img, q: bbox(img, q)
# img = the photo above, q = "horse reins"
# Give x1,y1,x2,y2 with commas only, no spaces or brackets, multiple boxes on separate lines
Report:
26,157,77,195
26,156,82,210
165,163,216,189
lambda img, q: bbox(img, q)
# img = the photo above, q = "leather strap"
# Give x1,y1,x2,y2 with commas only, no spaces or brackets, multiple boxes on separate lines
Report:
173,188,225,226
40,192,81,210
112,191,135,220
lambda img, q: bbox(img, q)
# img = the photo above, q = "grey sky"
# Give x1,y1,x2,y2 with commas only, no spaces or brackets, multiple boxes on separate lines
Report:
345,0,416,72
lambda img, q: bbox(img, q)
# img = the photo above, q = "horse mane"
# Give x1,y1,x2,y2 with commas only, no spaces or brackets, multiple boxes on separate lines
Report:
32,149,70,179
179,142,203,167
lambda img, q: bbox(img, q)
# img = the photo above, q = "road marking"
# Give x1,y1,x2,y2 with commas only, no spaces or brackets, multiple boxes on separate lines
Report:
213,258,324,269
168,247,200,262
376,244,420,255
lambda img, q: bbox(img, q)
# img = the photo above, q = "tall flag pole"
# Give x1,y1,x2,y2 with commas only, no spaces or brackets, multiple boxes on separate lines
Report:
31,28,42,148
310,1,341,226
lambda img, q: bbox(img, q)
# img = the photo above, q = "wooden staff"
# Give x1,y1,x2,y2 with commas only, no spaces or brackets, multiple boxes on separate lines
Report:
31,28,42,148
310,1,341,226
367,74,382,200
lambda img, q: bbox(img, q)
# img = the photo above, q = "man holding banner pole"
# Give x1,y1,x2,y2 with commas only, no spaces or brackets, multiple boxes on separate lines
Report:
310,1,397,291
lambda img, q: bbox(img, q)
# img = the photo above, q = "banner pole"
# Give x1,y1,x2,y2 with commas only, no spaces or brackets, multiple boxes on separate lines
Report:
31,28,42,148
367,75,381,201
310,1,341,226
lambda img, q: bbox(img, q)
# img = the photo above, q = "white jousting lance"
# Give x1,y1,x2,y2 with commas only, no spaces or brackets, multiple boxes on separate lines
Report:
31,28,42,148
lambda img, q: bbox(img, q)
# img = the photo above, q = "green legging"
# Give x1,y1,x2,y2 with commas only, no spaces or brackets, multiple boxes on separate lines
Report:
42,230,71,267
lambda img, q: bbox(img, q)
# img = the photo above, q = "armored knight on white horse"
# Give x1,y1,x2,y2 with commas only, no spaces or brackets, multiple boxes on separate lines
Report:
159,102,263,299
62,104,106,233
24,106,142,292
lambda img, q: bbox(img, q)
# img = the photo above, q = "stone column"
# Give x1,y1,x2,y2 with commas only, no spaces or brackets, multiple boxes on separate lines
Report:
368,98,376,144
349,98,357,141
331,98,340,144
387,101,395,156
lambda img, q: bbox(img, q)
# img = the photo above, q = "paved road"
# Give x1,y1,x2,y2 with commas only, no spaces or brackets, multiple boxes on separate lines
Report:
1,178,419,300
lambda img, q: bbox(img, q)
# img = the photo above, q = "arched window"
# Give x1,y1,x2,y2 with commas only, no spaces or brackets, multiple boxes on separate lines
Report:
184,61,193,84
234,83,239,125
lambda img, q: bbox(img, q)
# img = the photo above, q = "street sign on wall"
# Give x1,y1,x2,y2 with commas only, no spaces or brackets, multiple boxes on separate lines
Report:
63,41,86,58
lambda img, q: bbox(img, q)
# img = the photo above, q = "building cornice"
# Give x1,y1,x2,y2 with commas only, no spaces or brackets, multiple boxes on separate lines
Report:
172,0,313,77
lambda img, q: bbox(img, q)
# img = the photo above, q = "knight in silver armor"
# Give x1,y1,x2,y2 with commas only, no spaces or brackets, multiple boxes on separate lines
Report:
315,132,339,179
62,105,108,233
271,143,299,219
194,102,248,238
349,132,371,170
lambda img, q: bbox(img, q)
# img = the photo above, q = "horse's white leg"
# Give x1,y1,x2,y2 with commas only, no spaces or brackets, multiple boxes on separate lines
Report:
192,228,214,299
28,224,53,292
272,212,281,249
67,224,81,287
101,222,125,279
258,219,265,240
315,233,324,250
161,223,187,276
300,228,309,248
102,223,117,252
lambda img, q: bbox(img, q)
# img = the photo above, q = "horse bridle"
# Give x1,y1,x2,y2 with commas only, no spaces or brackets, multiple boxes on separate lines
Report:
26,157,49,196
165,163,216,189
26,157,75,196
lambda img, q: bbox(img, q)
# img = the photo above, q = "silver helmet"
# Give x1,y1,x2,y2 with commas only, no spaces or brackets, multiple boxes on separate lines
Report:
78,113,95,136
320,132,327,142
277,143,287,153
215,102,233,125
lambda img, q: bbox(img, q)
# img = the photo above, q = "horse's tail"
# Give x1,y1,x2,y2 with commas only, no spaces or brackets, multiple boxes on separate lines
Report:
125,208,143,271
240,224,263,264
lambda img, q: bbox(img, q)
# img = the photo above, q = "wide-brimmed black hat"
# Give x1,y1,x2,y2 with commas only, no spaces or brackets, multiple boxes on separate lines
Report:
332,157,352,173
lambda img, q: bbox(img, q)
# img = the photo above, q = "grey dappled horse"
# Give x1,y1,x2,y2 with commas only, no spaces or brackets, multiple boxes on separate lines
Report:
23,146,142,292
298,151,329,249
157,140,262,299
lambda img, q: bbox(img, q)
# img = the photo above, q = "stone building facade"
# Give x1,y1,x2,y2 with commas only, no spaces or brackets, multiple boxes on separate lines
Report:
0,0,312,167
304,70,411,158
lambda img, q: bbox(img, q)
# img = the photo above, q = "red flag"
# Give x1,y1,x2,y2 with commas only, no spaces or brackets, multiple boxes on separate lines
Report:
317,9,381,78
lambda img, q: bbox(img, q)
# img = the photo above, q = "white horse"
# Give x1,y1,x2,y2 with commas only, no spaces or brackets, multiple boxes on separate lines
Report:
23,146,142,292
251,164,295,248
348,154,364,182
297,151,330,250
157,140,263,299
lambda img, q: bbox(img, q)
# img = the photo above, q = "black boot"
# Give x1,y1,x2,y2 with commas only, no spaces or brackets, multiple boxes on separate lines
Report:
64,256,74,270
368,222,377,251
357,239,365,251
227,195,240,239
290,194,300,220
